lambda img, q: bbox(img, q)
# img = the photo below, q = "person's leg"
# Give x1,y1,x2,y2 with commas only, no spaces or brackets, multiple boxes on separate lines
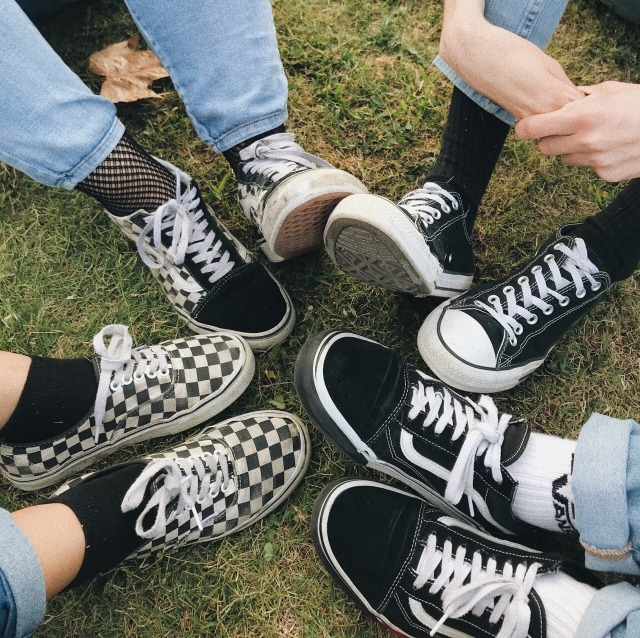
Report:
600,0,640,24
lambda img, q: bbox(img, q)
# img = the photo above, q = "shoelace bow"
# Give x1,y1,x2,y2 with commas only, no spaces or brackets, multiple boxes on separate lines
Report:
121,450,234,538
137,172,234,285
475,238,602,346
399,182,459,227
93,324,169,444
238,132,333,181
413,533,540,638
408,372,512,515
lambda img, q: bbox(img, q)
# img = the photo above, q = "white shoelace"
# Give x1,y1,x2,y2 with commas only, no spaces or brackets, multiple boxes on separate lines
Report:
408,373,512,515
475,238,602,346
238,132,333,182
413,533,540,638
121,450,234,538
93,324,170,444
399,182,459,227
136,172,234,284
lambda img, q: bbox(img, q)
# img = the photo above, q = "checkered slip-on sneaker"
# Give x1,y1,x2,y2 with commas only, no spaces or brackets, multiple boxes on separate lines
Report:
0,324,254,491
313,479,600,638
236,133,367,262
418,227,611,393
295,330,540,538
324,183,474,297
108,160,295,351
55,410,310,559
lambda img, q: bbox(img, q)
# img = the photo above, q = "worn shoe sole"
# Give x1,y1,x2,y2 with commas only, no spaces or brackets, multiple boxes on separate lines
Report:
325,194,473,298
3,336,256,491
260,168,368,263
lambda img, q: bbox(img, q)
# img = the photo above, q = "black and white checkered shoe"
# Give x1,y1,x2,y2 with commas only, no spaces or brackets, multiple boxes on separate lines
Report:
108,160,295,350
55,410,310,559
0,325,254,491
418,227,611,393
324,183,474,297
295,330,539,538
236,133,367,262
313,479,599,638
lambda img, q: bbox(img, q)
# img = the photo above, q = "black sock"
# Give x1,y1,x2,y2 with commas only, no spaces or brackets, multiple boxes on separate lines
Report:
75,132,177,217
1,357,97,445
426,87,510,230
570,179,640,282
48,462,147,587
223,124,286,174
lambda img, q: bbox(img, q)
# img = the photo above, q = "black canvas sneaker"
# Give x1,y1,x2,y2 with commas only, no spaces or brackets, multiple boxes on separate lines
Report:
55,410,310,559
313,479,600,638
418,228,611,393
108,159,295,350
0,324,254,491
235,133,367,262
324,182,474,297
295,329,541,538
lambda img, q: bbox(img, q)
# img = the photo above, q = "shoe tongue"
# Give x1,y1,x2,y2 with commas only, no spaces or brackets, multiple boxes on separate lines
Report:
500,418,531,465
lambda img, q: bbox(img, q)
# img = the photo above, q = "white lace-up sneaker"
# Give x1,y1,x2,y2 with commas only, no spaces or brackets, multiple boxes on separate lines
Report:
0,324,254,490
236,133,367,262
419,227,611,393
108,160,295,350
324,182,474,297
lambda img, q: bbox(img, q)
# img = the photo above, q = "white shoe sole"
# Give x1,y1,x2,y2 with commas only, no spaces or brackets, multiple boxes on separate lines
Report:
259,168,368,262
325,194,472,298
418,302,543,393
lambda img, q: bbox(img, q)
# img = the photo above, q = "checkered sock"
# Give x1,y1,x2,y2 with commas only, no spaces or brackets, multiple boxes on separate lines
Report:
48,462,148,587
0,356,98,445
508,432,577,534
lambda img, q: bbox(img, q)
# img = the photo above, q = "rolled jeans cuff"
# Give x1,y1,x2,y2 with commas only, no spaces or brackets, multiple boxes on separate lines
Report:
574,413,640,575
576,582,640,638
0,510,46,638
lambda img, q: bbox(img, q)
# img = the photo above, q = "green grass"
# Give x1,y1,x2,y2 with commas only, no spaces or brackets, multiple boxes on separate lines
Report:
0,0,639,635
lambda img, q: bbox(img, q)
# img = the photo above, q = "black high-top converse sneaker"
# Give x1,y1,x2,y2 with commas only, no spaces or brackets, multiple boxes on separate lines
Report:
313,479,600,638
296,330,540,538
418,227,611,393
0,324,254,491
235,133,367,262
108,160,295,350
324,182,474,297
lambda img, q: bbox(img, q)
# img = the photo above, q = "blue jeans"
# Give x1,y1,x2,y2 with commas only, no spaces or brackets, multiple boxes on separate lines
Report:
0,510,45,638
1,0,288,188
433,0,640,125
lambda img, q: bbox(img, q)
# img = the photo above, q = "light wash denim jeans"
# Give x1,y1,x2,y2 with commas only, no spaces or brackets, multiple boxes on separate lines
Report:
2,0,288,189
433,0,640,125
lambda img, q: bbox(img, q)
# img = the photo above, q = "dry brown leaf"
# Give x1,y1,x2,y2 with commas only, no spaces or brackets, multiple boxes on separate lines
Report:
89,34,169,103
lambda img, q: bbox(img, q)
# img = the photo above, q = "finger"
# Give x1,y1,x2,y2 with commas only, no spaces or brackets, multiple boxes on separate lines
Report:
537,134,585,156
560,152,591,168
515,109,577,140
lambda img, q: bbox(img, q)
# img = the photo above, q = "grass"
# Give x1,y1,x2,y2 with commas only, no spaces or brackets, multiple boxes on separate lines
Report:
0,0,639,635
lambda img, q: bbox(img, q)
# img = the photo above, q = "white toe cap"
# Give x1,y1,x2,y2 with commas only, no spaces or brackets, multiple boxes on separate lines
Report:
438,308,497,367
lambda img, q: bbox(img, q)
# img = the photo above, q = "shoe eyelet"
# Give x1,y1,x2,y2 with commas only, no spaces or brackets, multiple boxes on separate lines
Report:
543,254,555,263
576,289,587,299
517,276,529,286
503,285,515,295
146,369,158,379
122,375,133,386
559,296,570,307
531,265,543,275
110,380,122,392
208,489,220,499
592,282,602,292
196,495,207,505
513,324,523,335
442,205,450,214
133,371,145,382
542,305,554,316
526,315,538,325
453,202,459,211
159,368,170,377
222,479,235,495
509,337,517,346
488,294,500,304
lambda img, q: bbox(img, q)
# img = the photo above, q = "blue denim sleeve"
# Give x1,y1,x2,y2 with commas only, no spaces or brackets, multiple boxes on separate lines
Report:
0,510,46,638
432,0,569,124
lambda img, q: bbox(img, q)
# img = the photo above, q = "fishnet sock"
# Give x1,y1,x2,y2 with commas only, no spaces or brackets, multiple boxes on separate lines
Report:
75,132,177,217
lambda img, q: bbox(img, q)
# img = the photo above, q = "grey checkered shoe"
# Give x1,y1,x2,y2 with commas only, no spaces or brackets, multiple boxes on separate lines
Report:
108,160,295,350
54,410,310,559
236,133,367,262
0,324,254,491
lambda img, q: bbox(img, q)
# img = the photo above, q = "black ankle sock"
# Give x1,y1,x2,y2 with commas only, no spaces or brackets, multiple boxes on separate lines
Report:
570,179,640,282
1,357,97,445
427,87,510,229
48,462,148,587
223,124,286,174
75,132,177,217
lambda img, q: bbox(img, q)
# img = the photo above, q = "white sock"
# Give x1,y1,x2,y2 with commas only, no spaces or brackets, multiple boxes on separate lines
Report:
508,432,577,533
534,571,596,638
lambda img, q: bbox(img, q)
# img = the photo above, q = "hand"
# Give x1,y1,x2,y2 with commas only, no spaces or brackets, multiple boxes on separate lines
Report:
439,16,584,120
515,81,640,182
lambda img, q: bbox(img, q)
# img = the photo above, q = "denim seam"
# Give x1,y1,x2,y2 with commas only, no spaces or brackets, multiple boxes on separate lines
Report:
210,111,289,152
